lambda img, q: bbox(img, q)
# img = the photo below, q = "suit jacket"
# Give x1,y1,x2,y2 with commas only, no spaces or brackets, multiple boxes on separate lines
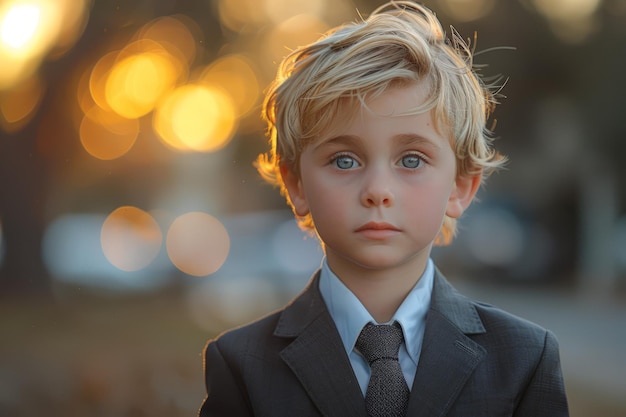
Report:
199,269,569,416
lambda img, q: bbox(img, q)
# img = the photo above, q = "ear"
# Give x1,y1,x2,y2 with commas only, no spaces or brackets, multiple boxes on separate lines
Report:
280,164,310,217
445,172,481,219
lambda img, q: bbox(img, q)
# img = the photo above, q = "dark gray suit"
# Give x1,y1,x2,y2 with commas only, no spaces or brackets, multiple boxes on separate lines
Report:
199,270,569,416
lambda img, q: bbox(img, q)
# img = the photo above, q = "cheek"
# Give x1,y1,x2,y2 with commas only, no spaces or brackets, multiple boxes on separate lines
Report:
309,188,356,234
302,179,345,216
404,181,452,217
308,190,345,220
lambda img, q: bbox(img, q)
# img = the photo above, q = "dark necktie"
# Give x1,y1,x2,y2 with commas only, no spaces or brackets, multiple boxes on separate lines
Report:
356,321,410,417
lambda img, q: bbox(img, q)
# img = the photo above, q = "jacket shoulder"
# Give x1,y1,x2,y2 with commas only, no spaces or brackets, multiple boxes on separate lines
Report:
473,300,552,340
461,300,568,415
467,299,560,367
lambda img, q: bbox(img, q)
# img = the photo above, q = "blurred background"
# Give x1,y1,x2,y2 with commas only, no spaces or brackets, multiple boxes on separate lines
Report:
0,0,624,415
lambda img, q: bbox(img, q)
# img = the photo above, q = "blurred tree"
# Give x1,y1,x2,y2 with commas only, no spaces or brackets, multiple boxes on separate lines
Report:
0,0,222,297
0,106,50,295
0,0,151,296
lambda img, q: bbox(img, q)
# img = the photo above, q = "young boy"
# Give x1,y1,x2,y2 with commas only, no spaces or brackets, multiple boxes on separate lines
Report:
199,1,569,416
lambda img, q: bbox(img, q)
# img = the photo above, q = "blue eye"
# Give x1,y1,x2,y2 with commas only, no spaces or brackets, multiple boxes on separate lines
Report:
334,156,358,169
400,154,422,169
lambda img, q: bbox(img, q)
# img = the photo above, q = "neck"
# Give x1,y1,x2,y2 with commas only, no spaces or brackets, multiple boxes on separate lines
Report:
326,254,428,323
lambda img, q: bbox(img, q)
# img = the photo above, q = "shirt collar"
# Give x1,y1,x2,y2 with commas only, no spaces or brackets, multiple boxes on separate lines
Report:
319,258,434,365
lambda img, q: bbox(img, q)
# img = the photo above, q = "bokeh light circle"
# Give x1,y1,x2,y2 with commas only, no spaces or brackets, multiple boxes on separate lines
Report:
0,4,41,49
200,54,259,118
154,84,237,152
0,74,44,132
166,212,230,277
101,206,163,272
138,15,199,66
217,0,267,33
531,0,601,21
263,0,328,25
0,0,90,89
105,45,182,119
79,106,139,160
264,14,329,69
89,51,118,112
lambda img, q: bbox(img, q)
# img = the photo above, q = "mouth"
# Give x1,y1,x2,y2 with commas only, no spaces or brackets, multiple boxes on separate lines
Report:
355,222,401,232
355,222,401,240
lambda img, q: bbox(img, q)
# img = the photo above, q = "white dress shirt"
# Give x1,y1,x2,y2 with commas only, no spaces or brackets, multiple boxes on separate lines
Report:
318,257,434,395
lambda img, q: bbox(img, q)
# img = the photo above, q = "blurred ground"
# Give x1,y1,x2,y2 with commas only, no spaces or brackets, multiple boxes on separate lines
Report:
1,279,625,417
0,287,210,417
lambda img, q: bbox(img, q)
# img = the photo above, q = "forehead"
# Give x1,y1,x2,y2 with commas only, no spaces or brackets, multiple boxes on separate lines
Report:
310,81,445,143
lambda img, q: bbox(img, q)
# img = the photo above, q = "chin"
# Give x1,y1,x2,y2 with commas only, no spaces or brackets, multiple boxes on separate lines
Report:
352,255,409,271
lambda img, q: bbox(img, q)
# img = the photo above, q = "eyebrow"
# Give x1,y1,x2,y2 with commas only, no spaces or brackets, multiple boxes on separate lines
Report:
312,134,359,150
313,133,443,151
393,133,443,150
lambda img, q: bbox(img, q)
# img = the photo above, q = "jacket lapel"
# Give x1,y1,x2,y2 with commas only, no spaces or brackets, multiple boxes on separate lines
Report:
275,273,367,417
406,270,487,417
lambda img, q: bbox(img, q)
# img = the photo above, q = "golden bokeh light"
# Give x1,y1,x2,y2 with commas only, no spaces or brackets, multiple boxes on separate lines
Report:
80,106,139,160
74,65,96,131
532,0,601,21
0,0,90,90
166,212,230,277
263,0,328,25
101,206,163,272
218,0,268,33
83,15,231,155
264,14,330,69
532,0,601,43
85,17,198,123
88,51,118,113
46,0,90,60
0,3,40,49
137,15,199,67
439,0,496,22
154,84,238,152
105,46,182,119
200,54,260,118
0,74,44,132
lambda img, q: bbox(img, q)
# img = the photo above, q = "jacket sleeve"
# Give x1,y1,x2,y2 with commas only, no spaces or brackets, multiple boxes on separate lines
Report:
198,339,253,417
514,330,570,417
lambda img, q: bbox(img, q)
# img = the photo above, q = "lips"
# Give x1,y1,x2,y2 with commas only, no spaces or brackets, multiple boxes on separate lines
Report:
355,222,401,232
355,222,401,240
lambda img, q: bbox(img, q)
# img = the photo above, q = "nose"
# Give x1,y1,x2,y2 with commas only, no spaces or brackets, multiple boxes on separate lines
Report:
360,168,394,208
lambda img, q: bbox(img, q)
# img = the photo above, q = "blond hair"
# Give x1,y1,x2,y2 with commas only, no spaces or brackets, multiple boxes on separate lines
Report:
256,0,506,245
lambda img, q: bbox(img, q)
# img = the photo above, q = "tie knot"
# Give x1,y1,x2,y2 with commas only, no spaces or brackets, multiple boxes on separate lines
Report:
356,322,404,364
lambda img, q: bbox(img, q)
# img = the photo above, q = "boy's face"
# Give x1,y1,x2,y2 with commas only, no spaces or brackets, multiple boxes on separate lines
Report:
282,82,480,275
